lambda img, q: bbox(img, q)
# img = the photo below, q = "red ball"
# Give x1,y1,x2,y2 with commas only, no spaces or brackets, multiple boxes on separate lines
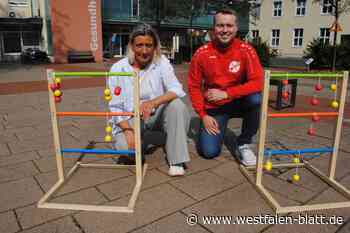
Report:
282,92,289,100
54,96,62,103
312,114,320,122
50,84,58,91
282,80,288,85
308,127,316,136
310,98,319,106
114,86,121,96
315,83,323,91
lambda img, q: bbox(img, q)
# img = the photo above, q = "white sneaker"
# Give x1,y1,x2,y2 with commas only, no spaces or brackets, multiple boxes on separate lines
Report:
168,165,185,176
236,144,257,166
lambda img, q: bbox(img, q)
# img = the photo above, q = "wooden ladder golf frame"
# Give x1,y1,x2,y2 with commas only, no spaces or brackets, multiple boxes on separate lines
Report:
240,71,350,214
37,70,147,213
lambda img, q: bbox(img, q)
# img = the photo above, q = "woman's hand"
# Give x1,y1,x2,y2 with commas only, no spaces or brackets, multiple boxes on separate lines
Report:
205,89,228,102
140,100,156,120
202,115,220,135
124,129,135,149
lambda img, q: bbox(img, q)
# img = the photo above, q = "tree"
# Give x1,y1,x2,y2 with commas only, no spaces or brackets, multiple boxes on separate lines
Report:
314,0,350,70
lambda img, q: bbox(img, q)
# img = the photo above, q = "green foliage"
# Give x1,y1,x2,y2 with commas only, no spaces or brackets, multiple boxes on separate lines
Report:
250,38,276,67
303,38,350,69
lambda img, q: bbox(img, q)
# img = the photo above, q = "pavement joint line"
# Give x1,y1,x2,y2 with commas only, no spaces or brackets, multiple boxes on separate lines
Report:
93,185,112,202
71,215,87,233
335,218,350,232
32,175,46,195
12,208,23,232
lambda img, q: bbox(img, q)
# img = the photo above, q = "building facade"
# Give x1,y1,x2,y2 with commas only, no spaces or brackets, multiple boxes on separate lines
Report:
0,0,51,62
249,0,350,58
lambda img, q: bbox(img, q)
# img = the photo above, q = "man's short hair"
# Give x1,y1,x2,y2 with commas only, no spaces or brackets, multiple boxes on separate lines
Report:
213,8,239,25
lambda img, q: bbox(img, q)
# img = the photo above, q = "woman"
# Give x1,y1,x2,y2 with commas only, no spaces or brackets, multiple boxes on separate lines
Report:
108,24,190,176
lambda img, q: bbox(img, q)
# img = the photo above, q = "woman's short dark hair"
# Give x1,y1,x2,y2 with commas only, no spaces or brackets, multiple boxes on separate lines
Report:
127,24,162,64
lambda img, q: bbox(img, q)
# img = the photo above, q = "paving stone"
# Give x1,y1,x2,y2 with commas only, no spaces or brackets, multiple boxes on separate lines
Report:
74,183,196,233
209,160,247,186
0,151,40,167
0,143,10,156
337,220,350,233
19,216,81,233
8,136,54,154
170,171,235,201
262,173,316,204
0,131,17,144
0,177,43,212
0,161,39,183
97,169,171,200
130,212,210,233
33,156,76,173
0,211,20,233
182,183,275,233
35,166,133,195
16,187,106,229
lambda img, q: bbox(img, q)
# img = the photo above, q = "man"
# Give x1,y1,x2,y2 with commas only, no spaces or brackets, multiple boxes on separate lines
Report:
188,8,263,166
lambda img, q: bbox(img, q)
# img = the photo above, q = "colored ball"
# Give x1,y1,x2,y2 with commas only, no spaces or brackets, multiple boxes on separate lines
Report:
312,114,320,122
308,127,316,136
292,157,300,164
50,83,58,91
330,84,337,91
310,97,319,106
105,125,112,133
104,95,112,101
331,100,339,109
282,79,288,85
315,83,323,91
282,91,289,100
104,89,111,96
54,89,62,97
104,134,112,142
54,96,62,103
114,86,122,96
292,174,300,182
264,161,273,171
54,77,61,85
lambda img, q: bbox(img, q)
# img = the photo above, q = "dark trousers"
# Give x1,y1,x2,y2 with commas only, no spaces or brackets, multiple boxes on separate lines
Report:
197,93,261,159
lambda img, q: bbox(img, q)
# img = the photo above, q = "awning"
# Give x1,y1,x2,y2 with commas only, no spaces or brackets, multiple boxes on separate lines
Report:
0,17,43,31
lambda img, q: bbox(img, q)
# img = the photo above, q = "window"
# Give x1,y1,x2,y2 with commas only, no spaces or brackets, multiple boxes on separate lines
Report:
293,28,304,47
3,32,21,53
271,29,280,47
321,0,333,14
22,32,40,46
251,30,259,43
273,1,282,17
320,28,330,44
296,0,306,16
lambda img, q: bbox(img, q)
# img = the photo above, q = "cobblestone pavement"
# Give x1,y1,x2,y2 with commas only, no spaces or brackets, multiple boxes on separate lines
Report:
0,63,349,233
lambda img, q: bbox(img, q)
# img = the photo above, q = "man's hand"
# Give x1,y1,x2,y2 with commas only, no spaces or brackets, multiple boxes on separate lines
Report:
140,100,156,121
203,115,220,135
205,89,228,102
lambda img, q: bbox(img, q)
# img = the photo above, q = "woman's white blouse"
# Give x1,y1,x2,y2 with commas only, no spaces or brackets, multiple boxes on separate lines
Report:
108,55,185,132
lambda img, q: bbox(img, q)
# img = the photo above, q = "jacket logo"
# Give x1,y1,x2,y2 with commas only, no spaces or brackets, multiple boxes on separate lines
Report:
229,61,240,73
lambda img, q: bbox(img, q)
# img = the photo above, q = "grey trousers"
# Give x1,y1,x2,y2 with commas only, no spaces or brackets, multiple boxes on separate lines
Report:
113,98,191,165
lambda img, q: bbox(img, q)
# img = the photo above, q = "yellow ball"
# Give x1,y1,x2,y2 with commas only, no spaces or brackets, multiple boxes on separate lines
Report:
331,100,339,109
292,157,300,164
264,161,273,171
330,84,337,91
54,89,62,97
105,125,112,133
54,77,61,84
104,134,112,142
104,95,112,101
104,89,111,96
292,174,300,182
